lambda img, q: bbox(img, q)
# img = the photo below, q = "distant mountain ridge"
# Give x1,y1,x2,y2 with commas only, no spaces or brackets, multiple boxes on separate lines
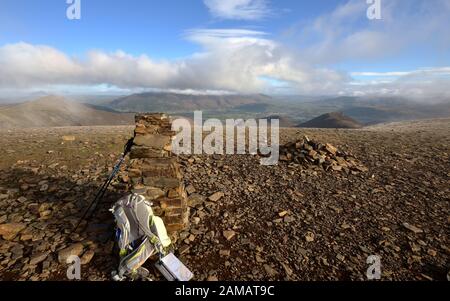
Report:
0,96,133,129
105,93,450,125
1,93,449,129
300,96,450,124
108,92,273,113
298,112,363,129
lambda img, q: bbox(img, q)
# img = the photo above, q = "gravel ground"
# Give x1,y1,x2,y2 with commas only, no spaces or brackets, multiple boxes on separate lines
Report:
0,119,449,281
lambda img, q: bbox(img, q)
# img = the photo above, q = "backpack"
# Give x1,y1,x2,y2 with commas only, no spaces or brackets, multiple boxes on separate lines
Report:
110,193,172,278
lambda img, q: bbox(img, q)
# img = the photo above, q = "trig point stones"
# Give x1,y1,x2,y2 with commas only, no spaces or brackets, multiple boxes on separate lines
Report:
128,113,189,233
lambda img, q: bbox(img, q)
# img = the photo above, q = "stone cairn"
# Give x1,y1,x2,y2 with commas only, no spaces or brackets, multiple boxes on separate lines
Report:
127,113,189,234
280,136,368,174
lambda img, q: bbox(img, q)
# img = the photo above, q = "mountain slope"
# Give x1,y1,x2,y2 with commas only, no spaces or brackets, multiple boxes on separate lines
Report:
0,96,134,128
108,92,273,113
298,112,363,129
279,96,450,125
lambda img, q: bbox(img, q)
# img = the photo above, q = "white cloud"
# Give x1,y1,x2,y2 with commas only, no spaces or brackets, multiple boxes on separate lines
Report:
286,0,450,65
0,43,82,87
352,67,450,78
0,42,181,89
203,0,271,20
0,35,348,95
351,71,412,77
185,28,268,40
347,66,450,98
2,36,449,98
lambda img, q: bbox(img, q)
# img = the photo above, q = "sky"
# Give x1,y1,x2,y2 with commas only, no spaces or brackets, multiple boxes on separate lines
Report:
0,0,449,98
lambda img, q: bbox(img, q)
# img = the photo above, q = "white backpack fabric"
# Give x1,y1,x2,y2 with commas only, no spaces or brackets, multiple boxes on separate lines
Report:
111,193,171,277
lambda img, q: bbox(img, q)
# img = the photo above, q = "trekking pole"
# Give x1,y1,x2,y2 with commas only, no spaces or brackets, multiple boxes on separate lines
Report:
71,137,134,234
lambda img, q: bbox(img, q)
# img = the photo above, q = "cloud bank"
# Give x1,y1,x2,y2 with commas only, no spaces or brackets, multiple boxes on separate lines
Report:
0,30,348,95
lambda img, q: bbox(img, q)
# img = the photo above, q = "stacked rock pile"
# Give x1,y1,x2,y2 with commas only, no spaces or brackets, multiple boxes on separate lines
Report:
128,113,189,233
280,136,368,173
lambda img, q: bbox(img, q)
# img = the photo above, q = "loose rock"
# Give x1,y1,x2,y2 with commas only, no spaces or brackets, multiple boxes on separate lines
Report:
58,243,84,263
0,223,26,240
209,192,224,202
403,223,424,234
223,230,236,241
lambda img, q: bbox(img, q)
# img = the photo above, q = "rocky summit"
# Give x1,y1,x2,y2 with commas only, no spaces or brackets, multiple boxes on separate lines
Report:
0,118,449,281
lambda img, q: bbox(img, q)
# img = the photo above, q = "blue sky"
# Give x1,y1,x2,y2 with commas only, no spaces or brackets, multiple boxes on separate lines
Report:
0,0,449,97
0,0,346,57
